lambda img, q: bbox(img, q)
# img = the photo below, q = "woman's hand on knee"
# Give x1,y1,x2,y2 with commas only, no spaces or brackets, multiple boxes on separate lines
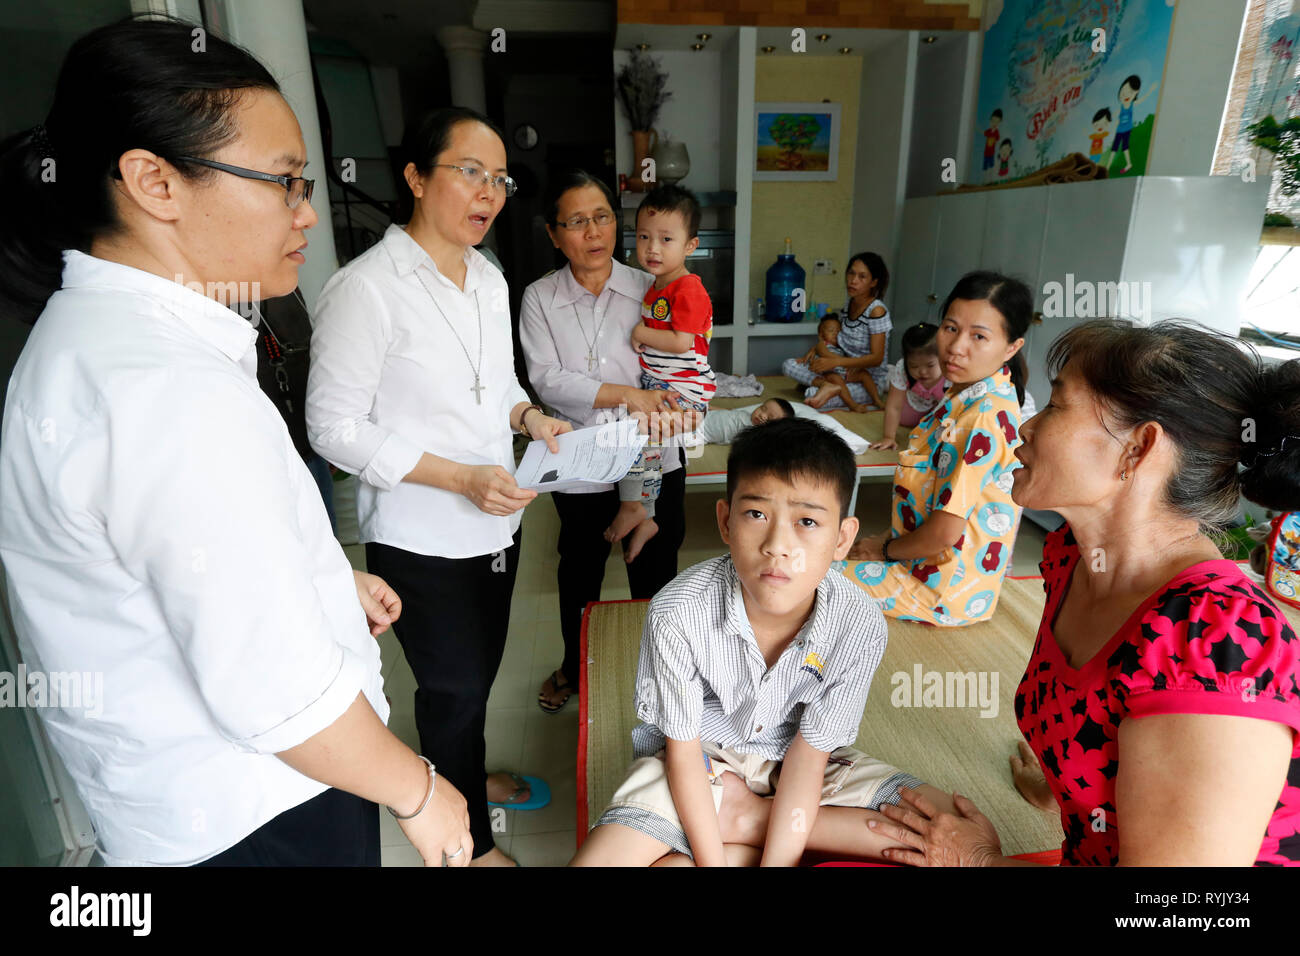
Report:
869,787,1004,867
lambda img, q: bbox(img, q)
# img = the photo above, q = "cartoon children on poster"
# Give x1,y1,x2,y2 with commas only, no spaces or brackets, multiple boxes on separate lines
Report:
1100,73,1159,174
972,0,1175,184
1088,108,1112,165
983,109,1002,183
998,138,1013,178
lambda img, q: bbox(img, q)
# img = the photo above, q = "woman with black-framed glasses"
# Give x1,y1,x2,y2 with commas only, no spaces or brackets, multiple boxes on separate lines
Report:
176,155,315,207
307,106,569,867
0,16,472,868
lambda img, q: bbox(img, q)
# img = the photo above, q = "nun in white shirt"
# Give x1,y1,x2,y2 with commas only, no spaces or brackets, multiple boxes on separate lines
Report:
519,170,694,716
0,17,469,867
306,107,569,868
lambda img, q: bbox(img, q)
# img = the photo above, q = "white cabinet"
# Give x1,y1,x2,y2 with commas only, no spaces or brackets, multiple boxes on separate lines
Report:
979,186,1047,280
1027,178,1135,405
892,196,940,325
895,176,1269,407
932,192,988,320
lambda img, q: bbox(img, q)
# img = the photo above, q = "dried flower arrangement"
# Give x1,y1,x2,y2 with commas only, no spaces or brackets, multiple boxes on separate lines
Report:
616,50,672,132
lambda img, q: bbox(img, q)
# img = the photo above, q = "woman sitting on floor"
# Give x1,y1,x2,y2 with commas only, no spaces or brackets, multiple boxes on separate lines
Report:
869,320,1300,866
781,252,892,411
842,271,1031,627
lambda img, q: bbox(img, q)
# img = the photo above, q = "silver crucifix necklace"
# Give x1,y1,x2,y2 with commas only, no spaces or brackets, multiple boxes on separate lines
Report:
572,303,607,372
415,270,485,404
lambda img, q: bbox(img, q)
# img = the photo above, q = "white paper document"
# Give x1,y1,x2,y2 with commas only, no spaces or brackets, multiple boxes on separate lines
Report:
515,419,649,493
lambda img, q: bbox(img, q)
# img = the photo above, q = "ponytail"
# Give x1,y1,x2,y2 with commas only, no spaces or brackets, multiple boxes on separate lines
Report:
1240,358,1300,513
1007,351,1028,408
0,126,70,324
0,15,278,325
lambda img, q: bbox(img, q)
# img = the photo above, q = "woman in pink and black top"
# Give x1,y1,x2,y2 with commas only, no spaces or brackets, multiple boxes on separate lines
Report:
869,319,1300,866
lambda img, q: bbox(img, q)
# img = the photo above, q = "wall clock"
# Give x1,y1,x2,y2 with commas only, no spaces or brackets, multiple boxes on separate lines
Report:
514,123,539,150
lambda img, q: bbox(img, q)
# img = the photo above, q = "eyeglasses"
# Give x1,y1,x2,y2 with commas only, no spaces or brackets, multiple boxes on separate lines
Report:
556,211,615,231
434,163,517,197
177,156,315,209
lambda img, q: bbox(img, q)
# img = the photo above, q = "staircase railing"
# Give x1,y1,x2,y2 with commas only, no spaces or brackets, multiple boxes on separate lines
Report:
310,58,398,262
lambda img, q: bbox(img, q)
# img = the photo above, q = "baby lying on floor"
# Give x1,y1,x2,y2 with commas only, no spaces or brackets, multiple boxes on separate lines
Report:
692,398,871,455
695,398,794,444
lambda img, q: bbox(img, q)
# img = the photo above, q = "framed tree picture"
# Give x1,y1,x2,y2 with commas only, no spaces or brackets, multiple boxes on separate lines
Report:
754,102,841,182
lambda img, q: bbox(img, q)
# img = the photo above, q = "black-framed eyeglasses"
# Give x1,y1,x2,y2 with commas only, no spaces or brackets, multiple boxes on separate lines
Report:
556,211,616,231
433,163,517,197
177,156,315,208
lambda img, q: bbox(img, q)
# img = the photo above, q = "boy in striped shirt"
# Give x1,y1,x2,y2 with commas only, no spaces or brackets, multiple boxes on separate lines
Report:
575,418,956,866
605,184,716,562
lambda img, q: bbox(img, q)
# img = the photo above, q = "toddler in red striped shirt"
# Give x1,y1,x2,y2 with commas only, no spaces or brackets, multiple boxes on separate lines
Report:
606,184,715,561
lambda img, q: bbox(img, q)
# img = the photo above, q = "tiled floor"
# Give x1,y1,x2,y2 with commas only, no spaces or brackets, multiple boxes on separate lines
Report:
345,477,1049,867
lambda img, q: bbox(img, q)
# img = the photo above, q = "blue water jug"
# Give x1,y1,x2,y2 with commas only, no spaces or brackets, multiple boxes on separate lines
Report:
764,238,805,323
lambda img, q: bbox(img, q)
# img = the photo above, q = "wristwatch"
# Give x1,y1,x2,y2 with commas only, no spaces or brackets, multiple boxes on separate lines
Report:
518,404,544,438
881,537,893,562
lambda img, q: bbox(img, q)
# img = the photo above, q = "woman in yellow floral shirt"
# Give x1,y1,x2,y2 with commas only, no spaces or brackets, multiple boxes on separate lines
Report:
843,271,1032,626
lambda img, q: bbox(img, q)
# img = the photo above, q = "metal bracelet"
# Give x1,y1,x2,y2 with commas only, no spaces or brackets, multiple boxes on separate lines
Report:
387,755,436,820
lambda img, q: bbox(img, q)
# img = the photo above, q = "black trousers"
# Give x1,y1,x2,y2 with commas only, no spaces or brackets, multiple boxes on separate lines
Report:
194,786,379,866
552,450,686,683
364,530,521,859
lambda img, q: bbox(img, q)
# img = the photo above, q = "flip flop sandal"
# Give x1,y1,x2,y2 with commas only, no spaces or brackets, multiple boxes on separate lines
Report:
487,773,551,811
537,669,575,714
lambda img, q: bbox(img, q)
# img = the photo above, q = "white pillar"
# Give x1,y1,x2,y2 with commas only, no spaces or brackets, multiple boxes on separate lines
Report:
436,26,498,251
437,26,489,114
204,0,339,310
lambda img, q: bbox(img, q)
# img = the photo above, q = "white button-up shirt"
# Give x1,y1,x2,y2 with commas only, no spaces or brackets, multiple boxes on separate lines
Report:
0,251,388,866
307,224,530,558
519,260,681,494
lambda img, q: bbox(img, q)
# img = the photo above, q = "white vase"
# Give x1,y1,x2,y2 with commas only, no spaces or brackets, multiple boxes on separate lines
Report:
652,138,690,185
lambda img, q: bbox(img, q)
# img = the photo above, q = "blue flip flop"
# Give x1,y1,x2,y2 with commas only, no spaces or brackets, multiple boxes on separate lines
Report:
487,773,551,811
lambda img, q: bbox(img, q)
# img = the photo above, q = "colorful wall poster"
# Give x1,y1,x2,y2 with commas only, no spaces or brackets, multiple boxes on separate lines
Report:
754,102,841,181
973,0,1175,183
